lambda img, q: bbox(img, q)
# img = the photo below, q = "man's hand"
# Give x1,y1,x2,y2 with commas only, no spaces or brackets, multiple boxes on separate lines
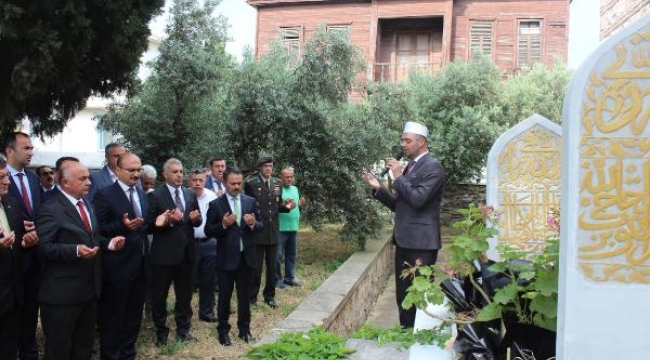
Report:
169,208,183,224
155,210,171,227
243,213,256,227
0,231,15,249
108,236,126,251
21,231,39,247
24,220,36,232
222,212,237,228
284,198,297,210
386,158,403,178
122,213,144,230
363,171,381,190
300,196,306,207
189,209,201,223
77,245,99,259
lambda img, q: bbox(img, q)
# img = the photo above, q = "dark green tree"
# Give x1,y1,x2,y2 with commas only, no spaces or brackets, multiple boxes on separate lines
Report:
503,59,572,125
0,0,164,137
99,0,234,170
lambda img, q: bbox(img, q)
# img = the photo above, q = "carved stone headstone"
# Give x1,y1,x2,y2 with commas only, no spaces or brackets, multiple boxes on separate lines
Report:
486,114,562,259
558,14,650,359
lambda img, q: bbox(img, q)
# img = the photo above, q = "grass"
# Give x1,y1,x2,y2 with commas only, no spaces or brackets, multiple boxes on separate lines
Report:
123,224,356,360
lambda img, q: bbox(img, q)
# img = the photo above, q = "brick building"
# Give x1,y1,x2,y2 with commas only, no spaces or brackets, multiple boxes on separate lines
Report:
248,0,570,83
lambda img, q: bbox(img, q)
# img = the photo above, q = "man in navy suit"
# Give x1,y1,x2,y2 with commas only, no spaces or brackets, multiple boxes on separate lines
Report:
205,167,263,346
95,153,150,360
2,131,42,360
363,121,445,328
36,161,125,360
88,143,126,202
205,157,226,196
148,158,202,346
0,158,26,360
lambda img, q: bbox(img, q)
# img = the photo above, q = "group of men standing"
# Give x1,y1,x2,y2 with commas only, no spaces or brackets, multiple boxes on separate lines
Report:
0,132,306,359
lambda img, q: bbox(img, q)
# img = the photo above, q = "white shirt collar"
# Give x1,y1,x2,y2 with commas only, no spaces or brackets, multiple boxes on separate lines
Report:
412,151,429,163
6,164,24,176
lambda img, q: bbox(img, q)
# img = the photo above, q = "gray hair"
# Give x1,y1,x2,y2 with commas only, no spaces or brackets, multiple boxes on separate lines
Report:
162,158,182,172
142,164,157,179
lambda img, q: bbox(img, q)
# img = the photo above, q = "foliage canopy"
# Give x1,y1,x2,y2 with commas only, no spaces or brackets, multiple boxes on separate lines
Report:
0,0,164,137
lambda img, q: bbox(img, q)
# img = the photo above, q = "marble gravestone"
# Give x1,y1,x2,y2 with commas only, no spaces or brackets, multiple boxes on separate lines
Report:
486,114,562,260
558,14,650,359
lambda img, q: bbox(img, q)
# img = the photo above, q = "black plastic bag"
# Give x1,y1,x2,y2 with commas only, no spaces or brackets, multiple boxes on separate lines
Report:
502,322,556,360
441,278,474,313
454,321,501,360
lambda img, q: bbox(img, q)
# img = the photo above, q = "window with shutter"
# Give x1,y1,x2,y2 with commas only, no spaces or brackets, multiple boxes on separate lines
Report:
469,21,494,59
518,20,542,68
280,27,301,59
326,25,351,42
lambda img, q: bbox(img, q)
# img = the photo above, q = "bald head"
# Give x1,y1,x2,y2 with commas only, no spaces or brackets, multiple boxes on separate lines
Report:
60,162,91,199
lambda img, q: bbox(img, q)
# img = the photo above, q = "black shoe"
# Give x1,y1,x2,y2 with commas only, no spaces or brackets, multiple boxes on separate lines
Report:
264,300,278,309
218,333,232,346
199,315,217,323
285,280,301,287
178,333,197,342
238,332,255,343
155,334,168,347
250,299,258,306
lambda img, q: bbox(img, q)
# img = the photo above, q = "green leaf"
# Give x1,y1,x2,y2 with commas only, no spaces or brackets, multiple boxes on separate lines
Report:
477,302,503,321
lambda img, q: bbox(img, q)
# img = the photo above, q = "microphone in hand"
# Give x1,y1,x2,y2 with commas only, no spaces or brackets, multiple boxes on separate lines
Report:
379,151,404,177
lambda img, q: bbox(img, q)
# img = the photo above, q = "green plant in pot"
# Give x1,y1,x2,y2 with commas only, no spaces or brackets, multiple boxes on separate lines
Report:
402,204,559,359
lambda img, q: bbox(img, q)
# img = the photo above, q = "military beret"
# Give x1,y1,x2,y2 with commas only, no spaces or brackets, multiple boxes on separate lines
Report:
257,156,273,167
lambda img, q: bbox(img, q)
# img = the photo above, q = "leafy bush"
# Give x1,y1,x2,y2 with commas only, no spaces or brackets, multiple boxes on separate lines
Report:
246,327,355,360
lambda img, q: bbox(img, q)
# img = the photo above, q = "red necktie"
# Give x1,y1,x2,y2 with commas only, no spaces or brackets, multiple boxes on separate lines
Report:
76,200,92,233
17,173,32,216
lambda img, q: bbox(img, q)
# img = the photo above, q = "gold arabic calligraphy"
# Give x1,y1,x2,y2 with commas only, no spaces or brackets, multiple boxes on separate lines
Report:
579,29,650,283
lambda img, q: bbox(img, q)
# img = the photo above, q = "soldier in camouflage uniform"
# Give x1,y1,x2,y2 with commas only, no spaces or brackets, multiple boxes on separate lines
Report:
244,156,295,308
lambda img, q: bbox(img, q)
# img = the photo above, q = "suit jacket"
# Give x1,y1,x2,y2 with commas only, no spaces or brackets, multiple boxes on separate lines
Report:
8,169,42,271
8,169,42,221
41,185,61,203
204,194,263,271
36,191,104,305
88,166,115,202
148,184,201,266
94,182,150,283
374,153,445,250
205,176,224,193
0,196,26,316
244,174,290,246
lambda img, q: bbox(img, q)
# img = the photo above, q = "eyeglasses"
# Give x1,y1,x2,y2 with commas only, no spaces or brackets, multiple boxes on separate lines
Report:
120,167,144,174
40,171,54,176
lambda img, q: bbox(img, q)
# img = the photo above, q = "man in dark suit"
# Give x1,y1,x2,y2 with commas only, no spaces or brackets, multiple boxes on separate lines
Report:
36,165,56,192
36,161,125,360
205,157,226,196
244,156,295,308
41,156,80,204
363,121,445,328
0,159,26,360
205,167,263,346
88,143,126,202
95,153,150,360
2,131,42,360
148,158,202,346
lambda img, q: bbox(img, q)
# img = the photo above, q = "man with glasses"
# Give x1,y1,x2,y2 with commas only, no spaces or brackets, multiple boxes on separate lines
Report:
94,153,150,360
36,166,55,192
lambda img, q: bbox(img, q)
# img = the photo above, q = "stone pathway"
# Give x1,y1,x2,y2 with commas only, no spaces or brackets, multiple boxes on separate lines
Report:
346,274,408,360
365,274,399,329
